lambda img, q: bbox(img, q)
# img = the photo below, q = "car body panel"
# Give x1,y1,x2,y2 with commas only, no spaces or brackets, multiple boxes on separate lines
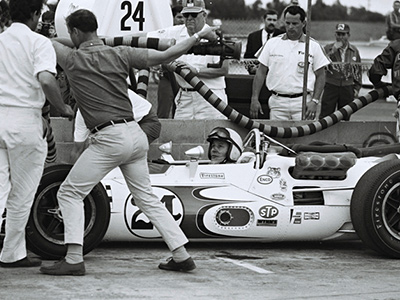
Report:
101,143,398,244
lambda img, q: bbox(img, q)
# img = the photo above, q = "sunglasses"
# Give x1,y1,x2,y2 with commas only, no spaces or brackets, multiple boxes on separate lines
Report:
183,12,201,18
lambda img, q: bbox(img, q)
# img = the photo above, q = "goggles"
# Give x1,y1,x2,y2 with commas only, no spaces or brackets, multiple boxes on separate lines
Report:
208,127,231,141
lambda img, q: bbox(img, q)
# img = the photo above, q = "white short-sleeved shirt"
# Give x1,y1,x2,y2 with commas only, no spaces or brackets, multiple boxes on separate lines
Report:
258,34,330,94
147,24,225,90
74,89,151,142
0,23,57,109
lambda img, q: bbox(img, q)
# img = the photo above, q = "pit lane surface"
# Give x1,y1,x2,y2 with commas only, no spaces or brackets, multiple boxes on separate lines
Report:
1,241,399,300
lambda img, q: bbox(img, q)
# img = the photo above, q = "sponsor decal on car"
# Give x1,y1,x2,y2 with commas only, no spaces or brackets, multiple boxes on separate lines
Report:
279,179,287,192
271,193,285,201
259,205,279,218
267,167,281,178
257,175,273,185
200,173,225,179
257,219,277,227
291,211,302,224
304,212,320,220
124,187,183,238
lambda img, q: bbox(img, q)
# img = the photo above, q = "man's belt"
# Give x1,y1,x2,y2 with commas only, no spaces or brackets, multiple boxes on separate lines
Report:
271,91,305,98
91,117,134,134
180,87,196,92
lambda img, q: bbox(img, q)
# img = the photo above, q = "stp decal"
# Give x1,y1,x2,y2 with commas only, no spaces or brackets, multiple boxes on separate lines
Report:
124,187,183,238
259,205,279,218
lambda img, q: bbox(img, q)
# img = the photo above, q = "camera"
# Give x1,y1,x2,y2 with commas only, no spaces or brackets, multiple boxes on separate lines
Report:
187,31,242,67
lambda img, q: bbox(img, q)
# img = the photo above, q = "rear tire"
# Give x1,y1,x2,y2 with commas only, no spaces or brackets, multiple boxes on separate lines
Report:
350,159,400,258
26,164,110,259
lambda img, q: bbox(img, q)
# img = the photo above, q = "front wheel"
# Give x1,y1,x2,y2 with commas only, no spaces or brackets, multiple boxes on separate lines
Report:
350,159,400,258
26,164,111,259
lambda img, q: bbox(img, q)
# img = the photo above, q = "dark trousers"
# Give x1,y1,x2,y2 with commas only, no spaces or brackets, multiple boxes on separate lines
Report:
320,83,354,121
157,72,177,118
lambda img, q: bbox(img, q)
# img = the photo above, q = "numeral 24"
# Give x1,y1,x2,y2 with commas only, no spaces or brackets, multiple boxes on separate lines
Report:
121,1,145,31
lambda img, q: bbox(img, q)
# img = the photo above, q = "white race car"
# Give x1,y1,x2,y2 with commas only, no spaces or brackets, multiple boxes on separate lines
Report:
23,128,400,259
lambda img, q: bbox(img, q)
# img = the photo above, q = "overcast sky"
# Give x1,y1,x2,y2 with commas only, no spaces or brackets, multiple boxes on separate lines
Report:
243,0,393,15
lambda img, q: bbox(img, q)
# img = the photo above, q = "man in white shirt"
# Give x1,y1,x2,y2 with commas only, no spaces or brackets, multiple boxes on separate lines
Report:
148,0,228,120
0,0,73,268
250,5,330,121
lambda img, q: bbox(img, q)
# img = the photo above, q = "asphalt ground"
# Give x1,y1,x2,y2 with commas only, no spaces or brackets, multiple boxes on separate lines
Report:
1,240,400,300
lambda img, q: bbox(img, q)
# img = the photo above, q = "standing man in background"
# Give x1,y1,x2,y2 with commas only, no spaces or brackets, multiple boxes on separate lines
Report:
155,5,185,118
148,0,229,120
319,24,361,120
250,5,330,121
0,0,73,268
387,0,400,41
368,39,400,141
244,9,284,74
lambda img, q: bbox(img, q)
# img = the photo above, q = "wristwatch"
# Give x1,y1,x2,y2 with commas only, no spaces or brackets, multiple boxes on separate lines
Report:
193,33,201,42
311,98,320,105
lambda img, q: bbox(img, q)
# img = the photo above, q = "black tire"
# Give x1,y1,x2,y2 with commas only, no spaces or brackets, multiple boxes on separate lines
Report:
350,159,400,258
26,164,110,259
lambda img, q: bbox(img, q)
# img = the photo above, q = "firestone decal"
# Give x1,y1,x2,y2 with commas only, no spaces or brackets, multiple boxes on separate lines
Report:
124,187,183,238
259,205,279,218
200,173,225,179
257,175,273,185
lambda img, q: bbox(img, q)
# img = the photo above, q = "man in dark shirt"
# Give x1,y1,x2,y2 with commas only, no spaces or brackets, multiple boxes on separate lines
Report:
319,24,361,120
39,9,215,276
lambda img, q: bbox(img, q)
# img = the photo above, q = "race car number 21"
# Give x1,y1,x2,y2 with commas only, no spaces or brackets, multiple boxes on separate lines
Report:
121,1,145,31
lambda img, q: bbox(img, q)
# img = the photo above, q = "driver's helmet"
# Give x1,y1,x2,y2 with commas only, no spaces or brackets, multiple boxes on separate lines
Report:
206,127,243,163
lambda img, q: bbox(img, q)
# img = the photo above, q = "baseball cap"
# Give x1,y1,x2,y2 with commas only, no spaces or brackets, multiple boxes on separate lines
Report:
181,0,206,14
335,23,350,33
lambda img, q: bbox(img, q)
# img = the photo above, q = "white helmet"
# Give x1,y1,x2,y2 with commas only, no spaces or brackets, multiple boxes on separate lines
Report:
207,127,243,163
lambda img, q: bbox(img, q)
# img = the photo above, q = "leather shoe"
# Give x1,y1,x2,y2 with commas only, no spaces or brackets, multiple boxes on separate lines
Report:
158,257,196,272
40,259,85,276
0,256,42,268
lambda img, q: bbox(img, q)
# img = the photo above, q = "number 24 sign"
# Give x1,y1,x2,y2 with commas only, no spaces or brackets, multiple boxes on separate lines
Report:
55,0,173,38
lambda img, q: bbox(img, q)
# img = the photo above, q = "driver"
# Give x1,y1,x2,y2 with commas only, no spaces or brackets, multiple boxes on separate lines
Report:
207,127,243,164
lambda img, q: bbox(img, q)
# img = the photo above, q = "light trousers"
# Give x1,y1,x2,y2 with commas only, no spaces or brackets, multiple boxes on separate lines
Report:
174,88,228,120
269,94,312,121
0,107,46,263
58,121,188,251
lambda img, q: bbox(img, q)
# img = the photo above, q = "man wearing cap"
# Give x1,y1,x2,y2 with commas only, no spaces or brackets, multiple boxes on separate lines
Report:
319,23,361,120
386,1,400,41
250,6,330,121
147,0,228,120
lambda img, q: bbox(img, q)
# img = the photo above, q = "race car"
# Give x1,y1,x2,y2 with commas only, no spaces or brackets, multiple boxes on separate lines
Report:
24,128,400,259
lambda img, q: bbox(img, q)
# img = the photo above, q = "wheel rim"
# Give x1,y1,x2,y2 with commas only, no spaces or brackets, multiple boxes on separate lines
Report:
33,182,97,245
382,182,400,241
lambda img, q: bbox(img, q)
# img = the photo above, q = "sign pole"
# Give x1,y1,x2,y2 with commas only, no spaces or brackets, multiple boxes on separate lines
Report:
301,0,312,119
